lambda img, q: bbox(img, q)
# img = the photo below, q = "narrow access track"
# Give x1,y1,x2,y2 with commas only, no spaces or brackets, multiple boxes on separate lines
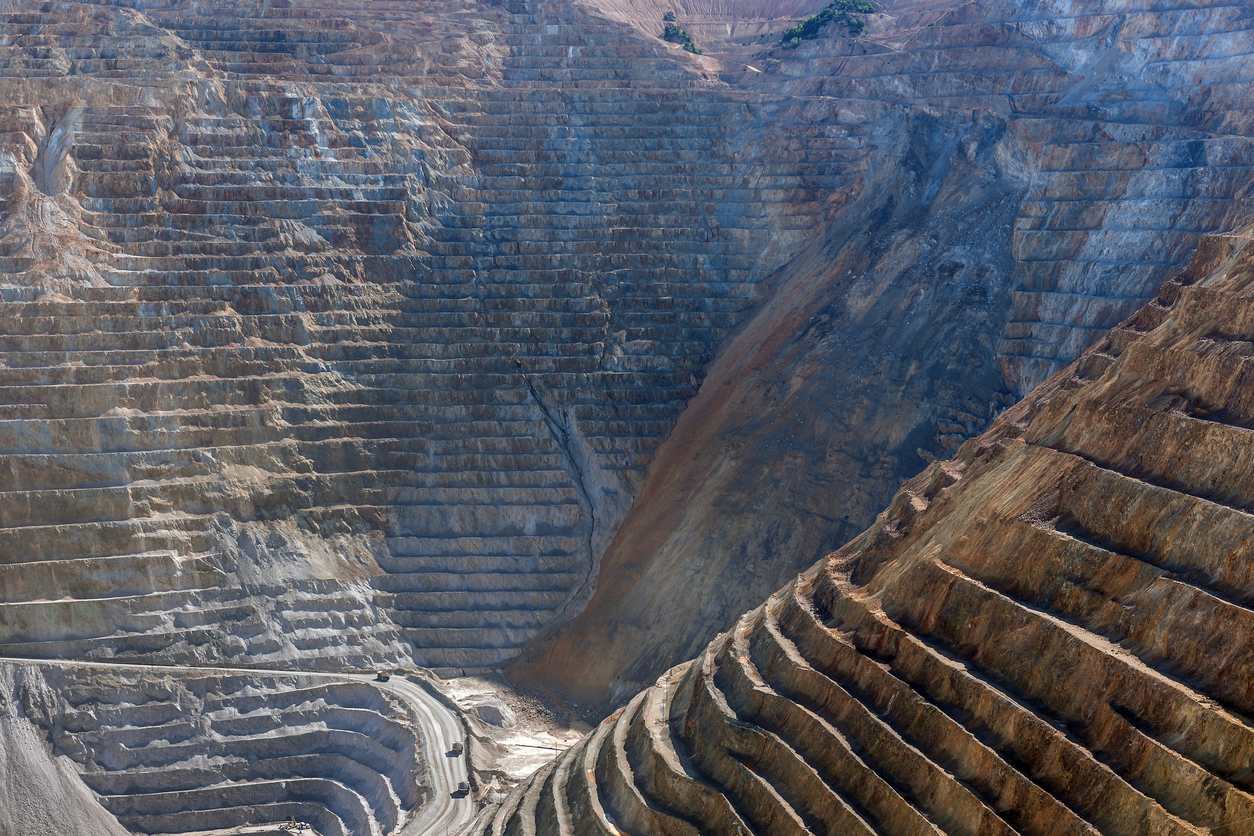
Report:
348,672,474,835
0,656,476,836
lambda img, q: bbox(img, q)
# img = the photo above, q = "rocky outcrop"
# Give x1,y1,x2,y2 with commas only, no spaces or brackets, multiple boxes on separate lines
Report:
4,0,1254,826
0,0,855,677
511,0,1254,709
1,0,1248,694
466,225,1254,834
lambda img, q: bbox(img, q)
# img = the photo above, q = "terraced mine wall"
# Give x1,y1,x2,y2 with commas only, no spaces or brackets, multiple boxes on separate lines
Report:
0,0,862,680
1,0,1250,695
0,660,428,835
469,226,1254,836
0,0,871,827
1,0,1254,830
513,0,1254,708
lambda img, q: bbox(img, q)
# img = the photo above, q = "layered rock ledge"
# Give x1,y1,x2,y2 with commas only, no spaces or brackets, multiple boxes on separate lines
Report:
0,661,429,836
511,0,1254,708
4,0,1254,828
466,226,1254,836
0,0,851,676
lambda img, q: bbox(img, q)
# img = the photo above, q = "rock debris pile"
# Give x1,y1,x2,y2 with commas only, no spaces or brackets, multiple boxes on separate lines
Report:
468,227,1254,836
0,0,1253,832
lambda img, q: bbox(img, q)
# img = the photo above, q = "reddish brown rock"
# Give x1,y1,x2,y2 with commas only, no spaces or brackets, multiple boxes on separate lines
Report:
470,225,1254,835
2,0,1254,830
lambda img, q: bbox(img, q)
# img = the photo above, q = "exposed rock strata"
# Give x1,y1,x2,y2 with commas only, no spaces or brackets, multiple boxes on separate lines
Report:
467,227,1254,834
3,0,1254,827
0,663,131,836
0,0,853,676
0,660,428,836
512,111,1028,706
579,0,837,47
2,0,1249,695
514,0,1254,707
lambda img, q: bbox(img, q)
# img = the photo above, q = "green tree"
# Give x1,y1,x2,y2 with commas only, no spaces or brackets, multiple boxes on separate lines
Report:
780,0,874,45
662,14,702,54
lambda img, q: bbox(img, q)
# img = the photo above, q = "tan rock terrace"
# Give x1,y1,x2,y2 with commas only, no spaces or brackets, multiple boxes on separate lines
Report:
3,0,1254,833
0,0,852,677
469,228,1254,836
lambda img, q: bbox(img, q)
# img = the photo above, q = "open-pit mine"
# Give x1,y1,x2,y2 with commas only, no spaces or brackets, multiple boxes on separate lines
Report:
1,0,1254,834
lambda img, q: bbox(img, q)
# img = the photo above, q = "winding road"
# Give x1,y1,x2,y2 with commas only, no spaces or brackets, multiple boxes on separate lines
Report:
0,657,476,836
351,673,474,835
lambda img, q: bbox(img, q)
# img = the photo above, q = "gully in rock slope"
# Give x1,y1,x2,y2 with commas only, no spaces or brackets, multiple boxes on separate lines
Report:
473,226,1254,836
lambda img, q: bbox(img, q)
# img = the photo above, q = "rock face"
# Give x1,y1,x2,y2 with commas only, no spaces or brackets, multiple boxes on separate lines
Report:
0,660,426,836
511,0,1254,708
579,0,833,47
466,225,1254,835
0,0,868,828
0,664,132,836
2,0,1250,695
2,0,1254,829
0,0,854,678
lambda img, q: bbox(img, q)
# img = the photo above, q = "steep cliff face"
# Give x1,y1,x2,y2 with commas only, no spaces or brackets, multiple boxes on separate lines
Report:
0,0,857,679
510,109,1029,705
468,225,1254,836
512,0,1254,708
2,0,1254,828
3,0,1248,699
